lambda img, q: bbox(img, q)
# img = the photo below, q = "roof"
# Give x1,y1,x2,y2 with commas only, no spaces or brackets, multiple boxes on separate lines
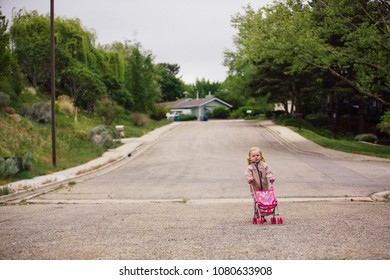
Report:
162,98,233,109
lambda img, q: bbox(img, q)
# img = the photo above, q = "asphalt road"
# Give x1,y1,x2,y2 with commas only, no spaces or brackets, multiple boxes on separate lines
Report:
0,120,389,259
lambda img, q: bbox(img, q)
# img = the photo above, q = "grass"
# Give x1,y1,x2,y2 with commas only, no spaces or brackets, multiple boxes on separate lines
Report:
289,127,390,159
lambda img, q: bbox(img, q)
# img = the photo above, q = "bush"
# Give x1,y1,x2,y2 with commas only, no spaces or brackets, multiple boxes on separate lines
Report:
354,134,378,143
22,152,33,171
306,114,331,128
150,103,169,121
378,110,390,135
0,92,11,110
57,95,75,115
265,110,286,119
282,117,313,127
282,118,302,127
22,102,51,123
0,157,19,179
0,186,10,196
205,110,213,118
236,106,254,118
22,87,37,96
131,113,149,126
96,96,122,125
179,114,197,121
88,125,117,148
212,106,230,119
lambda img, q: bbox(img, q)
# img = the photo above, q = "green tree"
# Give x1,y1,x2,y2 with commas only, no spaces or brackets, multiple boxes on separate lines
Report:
228,0,389,104
125,46,160,112
101,74,134,110
157,63,185,101
0,9,11,77
95,95,123,125
378,110,390,135
10,10,49,89
0,9,24,99
186,78,221,99
60,61,106,110
226,0,389,132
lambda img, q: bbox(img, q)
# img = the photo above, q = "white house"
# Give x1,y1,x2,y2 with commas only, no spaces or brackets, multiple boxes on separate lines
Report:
163,95,233,120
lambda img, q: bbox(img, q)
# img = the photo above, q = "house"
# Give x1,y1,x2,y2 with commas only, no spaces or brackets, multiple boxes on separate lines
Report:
163,94,233,120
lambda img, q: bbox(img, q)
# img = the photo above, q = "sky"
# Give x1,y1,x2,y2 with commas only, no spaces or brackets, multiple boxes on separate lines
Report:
1,0,275,84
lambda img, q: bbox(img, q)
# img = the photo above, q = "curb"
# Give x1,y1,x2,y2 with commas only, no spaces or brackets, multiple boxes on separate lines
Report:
371,191,390,201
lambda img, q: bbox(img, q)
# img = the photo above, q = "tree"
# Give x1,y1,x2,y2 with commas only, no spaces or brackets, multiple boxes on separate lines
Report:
101,74,134,110
125,45,161,112
10,10,50,89
0,9,24,99
228,0,389,105
226,0,389,133
157,63,185,102
378,110,390,135
0,9,10,76
186,79,221,99
60,61,106,110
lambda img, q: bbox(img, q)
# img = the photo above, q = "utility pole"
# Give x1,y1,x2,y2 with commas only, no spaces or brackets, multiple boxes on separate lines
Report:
50,0,57,166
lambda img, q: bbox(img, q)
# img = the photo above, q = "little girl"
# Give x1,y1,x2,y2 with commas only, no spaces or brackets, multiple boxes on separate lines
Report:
245,147,275,190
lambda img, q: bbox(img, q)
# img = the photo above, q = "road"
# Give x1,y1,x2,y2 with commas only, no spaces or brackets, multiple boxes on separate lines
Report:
0,120,389,259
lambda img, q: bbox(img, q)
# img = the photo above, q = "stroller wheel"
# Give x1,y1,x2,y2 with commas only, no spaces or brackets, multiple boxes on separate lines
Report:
271,217,276,224
252,218,257,224
258,217,264,224
277,217,283,224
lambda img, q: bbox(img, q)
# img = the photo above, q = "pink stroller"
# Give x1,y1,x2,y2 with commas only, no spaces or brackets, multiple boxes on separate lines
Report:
250,184,283,224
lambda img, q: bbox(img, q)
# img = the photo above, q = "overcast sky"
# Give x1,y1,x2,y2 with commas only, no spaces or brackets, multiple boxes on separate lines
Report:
1,0,274,84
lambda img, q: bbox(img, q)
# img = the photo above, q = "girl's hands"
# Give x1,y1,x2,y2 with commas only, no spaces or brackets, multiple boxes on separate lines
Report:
270,178,275,184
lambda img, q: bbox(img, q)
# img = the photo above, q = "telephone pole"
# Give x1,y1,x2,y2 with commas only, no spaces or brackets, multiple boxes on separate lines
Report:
50,0,57,166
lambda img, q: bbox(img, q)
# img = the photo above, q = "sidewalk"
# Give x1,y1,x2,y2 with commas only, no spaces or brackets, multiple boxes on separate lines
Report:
0,122,181,203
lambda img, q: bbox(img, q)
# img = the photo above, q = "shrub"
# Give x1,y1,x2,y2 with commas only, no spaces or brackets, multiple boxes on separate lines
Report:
282,118,302,127
57,95,75,115
22,152,33,171
131,113,149,126
0,157,19,179
283,118,316,131
99,131,114,148
266,110,286,119
179,114,197,121
5,107,15,114
378,110,390,135
0,92,11,110
96,96,122,125
22,102,51,123
205,110,213,118
354,134,378,143
88,125,117,148
0,186,10,196
236,106,254,118
22,87,37,96
150,103,169,121
212,106,230,119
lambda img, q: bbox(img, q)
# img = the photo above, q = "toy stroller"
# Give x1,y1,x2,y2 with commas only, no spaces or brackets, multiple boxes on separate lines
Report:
250,183,283,224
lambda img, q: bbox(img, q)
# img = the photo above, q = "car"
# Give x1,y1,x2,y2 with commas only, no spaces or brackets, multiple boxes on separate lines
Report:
166,111,181,120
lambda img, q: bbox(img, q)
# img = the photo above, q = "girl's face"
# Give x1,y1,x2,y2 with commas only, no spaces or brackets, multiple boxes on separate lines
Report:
250,150,261,163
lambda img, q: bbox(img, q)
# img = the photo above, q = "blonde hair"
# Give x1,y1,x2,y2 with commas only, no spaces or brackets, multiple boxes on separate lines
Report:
247,147,265,165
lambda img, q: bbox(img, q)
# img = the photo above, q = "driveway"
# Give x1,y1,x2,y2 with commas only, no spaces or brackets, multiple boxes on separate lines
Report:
0,120,389,259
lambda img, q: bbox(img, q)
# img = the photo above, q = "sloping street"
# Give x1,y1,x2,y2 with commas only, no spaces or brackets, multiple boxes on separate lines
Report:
1,120,389,259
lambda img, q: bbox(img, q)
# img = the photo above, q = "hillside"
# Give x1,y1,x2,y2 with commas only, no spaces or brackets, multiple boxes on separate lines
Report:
0,93,169,187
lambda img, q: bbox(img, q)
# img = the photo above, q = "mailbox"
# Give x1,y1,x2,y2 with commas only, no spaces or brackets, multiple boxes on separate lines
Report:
115,125,125,138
